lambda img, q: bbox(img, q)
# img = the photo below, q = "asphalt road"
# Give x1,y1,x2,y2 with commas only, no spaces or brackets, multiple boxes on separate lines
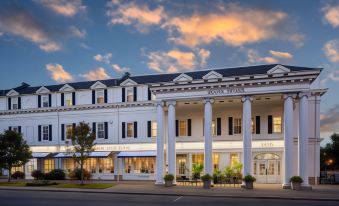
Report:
0,190,338,206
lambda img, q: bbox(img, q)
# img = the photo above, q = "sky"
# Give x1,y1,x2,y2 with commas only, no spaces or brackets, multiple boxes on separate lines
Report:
0,0,339,141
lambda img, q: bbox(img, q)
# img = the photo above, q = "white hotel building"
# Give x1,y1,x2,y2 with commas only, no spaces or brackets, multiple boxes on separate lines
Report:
0,64,326,188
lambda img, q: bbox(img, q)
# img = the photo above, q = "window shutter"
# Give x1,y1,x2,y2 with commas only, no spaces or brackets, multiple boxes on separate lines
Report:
133,87,137,101
49,125,52,141
72,92,76,105
48,94,52,107
38,125,41,141
61,93,64,106
228,117,233,135
8,126,12,131
104,122,108,139
18,126,21,134
61,124,65,141
148,88,151,100
92,90,95,104
256,116,261,134
187,119,192,136
38,95,41,108
175,120,179,137
122,122,126,138
217,118,221,136
92,122,96,135
122,88,125,102
134,121,138,138
147,121,152,137
72,123,76,131
8,98,11,110
18,97,21,109
104,89,108,103
268,115,273,134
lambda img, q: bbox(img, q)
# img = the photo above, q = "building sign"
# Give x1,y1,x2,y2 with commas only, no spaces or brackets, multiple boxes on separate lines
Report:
208,87,245,95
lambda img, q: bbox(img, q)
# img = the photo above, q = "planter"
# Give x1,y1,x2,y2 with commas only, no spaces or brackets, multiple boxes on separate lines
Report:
203,180,211,189
165,180,173,187
291,182,301,191
245,181,253,189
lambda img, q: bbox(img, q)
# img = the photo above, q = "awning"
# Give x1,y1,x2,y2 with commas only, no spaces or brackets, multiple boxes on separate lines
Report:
117,151,156,158
32,152,51,158
54,151,112,158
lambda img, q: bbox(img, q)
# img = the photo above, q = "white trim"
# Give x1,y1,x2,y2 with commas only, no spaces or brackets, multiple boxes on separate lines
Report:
120,78,137,86
173,73,193,82
6,89,19,97
267,65,290,74
90,81,107,90
202,71,223,80
59,84,74,92
36,86,50,94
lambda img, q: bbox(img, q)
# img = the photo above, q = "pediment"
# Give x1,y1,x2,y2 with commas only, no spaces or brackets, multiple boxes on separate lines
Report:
202,71,223,80
90,81,107,90
120,78,137,86
173,73,193,82
267,65,290,74
59,84,74,92
36,86,50,94
6,89,19,96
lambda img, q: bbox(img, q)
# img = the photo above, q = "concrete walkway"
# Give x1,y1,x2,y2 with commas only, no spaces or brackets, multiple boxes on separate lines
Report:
1,181,339,201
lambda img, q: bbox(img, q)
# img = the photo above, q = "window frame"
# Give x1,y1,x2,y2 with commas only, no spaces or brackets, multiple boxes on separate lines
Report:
233,118,242,135
273,116,282,133
179,120,187,137
11,126,19,133
12,97,18,110
64,93,73,106
126,88,134,102
126,122,134,138
42,95,49,108
97,122,105,139
96,90,105,104
42,125,49,141
211,120,217,136
65,124,73,140
151,121,157,138
251,118,256,134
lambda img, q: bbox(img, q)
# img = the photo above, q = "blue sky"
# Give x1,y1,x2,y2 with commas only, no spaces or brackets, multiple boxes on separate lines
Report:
0,0,339,140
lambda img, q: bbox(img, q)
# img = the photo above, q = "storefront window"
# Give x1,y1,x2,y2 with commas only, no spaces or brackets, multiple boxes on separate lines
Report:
124,157,155,174
64,159,75,173
124,158,132,173
99,158,114,174
84,158,97,174
11,165,24,173
27,159,37,174
230,153,239,167
177,155,187,175
44,159,54,173
192,154,204,166
213,153,219,170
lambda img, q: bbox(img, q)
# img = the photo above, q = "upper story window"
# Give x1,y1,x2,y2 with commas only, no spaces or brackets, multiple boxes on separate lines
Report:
66,124,73,139
234,118,242,134
273,116,282,133
97,123,105,139
151,121,157,137
42,95,49,108
126,88,134,102
65,93,73,106
126,122,134,138
179,120,187,136
251,118,256,134
212,120,216,136
11,126,19,133
96,90,104,104
12,97,18,110
42,125,49,141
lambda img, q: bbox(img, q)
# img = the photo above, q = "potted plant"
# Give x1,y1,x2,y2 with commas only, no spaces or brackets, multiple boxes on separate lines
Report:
243,175,256,189
201,174,213,189
290,176,303,190
164,174,174,187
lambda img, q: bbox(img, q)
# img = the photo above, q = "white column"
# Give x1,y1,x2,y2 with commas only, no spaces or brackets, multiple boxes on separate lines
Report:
155,101,165,185
241,96,253,186
314,95,321,185
283,94,294,189
167,101,176,184
298,93,311,188
203,98,214,175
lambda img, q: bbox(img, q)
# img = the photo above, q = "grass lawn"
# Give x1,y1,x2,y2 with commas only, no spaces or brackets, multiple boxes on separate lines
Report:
0,182,27,187
52,183,115,189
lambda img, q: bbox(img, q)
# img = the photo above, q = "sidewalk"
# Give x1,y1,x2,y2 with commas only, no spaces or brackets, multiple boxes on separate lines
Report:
1,181,339,201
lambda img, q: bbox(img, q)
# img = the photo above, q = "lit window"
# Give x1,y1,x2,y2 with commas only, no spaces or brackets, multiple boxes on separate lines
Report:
251,118,256,134
99,158,114,174
127,89,134,102
179,120,187,136
230,153,239,167
64,159,75,173
213,153,220,170
66,124,73,139
83,158,97,174
42,125,49,141
273,116,282,133
96,90,104,104
44,159,54,173
177,155,187,175
212,120,216,136
12,97,18,110
65,93,73,106
234,118,242,134
97,123,105,139
127,123,134,138
151,121,157,137
42,95,49,107
124,157,155,174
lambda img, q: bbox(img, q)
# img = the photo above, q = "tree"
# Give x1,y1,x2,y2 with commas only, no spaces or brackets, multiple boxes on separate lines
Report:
0,130,32,182
320,133,339,170
70,122,96,184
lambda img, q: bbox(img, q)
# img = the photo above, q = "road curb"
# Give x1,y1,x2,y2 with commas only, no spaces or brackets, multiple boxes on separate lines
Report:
0,187,339,202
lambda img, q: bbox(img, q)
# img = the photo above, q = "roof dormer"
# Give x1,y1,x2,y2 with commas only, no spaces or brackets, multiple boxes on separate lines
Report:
173,73,193,82
59,84,75,92
120,78,137,86
90,81,107,90
267,65,290,74
202,71,223,80
6,89,19,97
36,86,51,94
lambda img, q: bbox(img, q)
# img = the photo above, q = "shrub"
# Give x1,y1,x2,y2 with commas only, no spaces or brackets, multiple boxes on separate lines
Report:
213,169,222,184
44,169,66,180
243,175,256,182
163,174,174,181
201,174,213,181
26,180,58,186
290,176,303,183
68,168,91,180
11,171,25,179
31,170,44,180
192,163,203,179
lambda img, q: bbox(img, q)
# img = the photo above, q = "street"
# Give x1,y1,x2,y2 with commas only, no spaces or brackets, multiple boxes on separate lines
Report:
0,190,338,206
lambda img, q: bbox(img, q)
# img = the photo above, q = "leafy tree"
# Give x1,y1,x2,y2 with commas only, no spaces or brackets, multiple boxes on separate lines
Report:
321,133,339,170
0,130,32,182
70,122,96,184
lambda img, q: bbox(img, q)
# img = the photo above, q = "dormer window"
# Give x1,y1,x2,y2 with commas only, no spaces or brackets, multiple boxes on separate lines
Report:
65,93,73,106
42,95,49,108
12,97,18,110
126,88,134,102
96,90,104,104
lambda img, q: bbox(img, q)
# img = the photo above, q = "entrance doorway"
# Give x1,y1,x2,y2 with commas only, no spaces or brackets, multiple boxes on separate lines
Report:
253,153,281,184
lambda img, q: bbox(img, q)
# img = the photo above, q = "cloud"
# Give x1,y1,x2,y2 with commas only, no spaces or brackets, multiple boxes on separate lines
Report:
0,5,61,52
322,4,339,28
46,63,73,83
94,53,112,64
111,64,130,73
269,50,293,59
80,42,90,49
35,0,86,17
246,49,278,64
323,39,339,62
80,67,111,80
289,34,305,48
197,48,211,68
70,26,86,38
321,104,339,133
106,0,165,33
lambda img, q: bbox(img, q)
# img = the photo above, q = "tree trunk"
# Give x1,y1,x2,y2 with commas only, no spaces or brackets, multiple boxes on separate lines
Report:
80,161,84,185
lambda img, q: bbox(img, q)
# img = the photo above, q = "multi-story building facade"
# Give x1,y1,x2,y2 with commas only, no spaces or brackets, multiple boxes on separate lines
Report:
0,64,326,188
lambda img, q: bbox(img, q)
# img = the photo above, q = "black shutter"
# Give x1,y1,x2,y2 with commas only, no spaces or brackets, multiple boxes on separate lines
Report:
49,125,52,141
61,124,65,141
104,122,108,139
256,116,261,134
187,119,192,136
147,121,152,137
133,87,137,102
217,118,221,136
8,126,12,131
134,122,137,138
38,95,41,108
228,117,233,135
122,122,126,138
8,98,11,110
176,120,179,137
268,115,273,134
18,97,21,109
92,90,95,104
38,125,41,141
104,89,108,103
18,126,21,134
61,93,64,106
122,88,125,102
72,92,76,105
148,88,151,100
48,94,52,107
92,122,96,135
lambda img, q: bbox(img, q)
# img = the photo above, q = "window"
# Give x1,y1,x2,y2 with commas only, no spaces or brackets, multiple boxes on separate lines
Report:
179,120,187,136
99,158,114,173
42,95,49,107
212,120,216,136
66,124,73,140
11,165,24,173
273,116,282,133
124,157,155,174
234,118,242,134
213,153,220,170
126,89,133,102
251,118,255,134
230,153,239,167
27,159,37,174
12,97,18,110
127,123,134,138
42,125,49,141
97,123,105,139
192,154,204,166
83,158,97,174
11,126,19,133
177,155,187,175
151,93,156,100
64,159,75,173
44,159,54,173
65,93,72,106
151,121,157,137
96,90,104,104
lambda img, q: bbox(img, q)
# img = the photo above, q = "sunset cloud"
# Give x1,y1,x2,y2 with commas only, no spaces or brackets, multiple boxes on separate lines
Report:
269,50,293,59
94,53,112,64
289,34,305,48
46,63,73,83
70,26,86,38
323,39,339,62
246,49,278,64
80,67,111,80
111,64,130,73
35,0,86,17
323,4,339,28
